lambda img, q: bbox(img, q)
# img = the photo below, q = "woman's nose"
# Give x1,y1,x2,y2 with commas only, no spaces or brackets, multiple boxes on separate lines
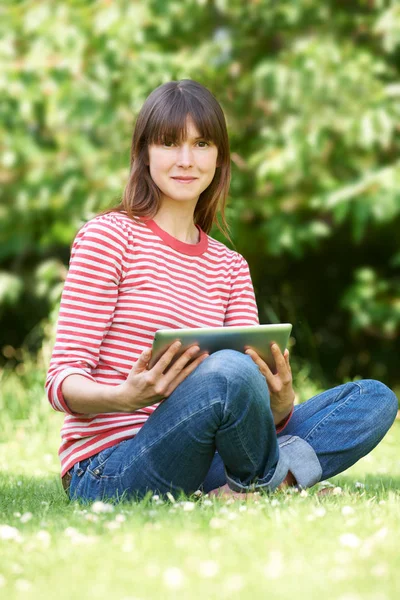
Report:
176,144,193,167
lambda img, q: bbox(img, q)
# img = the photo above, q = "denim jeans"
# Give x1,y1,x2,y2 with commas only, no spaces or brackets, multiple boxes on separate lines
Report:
67,350,398,502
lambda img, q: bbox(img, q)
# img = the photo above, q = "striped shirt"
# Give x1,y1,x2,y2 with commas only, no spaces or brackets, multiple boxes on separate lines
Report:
45,211,260,476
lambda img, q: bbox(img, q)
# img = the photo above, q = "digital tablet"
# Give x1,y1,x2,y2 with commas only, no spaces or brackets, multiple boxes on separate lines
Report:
148,324,292,371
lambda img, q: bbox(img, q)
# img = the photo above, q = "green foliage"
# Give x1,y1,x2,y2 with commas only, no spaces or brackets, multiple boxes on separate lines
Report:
1,0,399,386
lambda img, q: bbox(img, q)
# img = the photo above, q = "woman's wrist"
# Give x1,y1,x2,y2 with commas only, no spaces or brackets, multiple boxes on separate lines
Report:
112,382,141,413
271,393,295,425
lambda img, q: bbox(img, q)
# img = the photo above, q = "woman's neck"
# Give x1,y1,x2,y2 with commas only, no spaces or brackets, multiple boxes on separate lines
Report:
153,205,199,244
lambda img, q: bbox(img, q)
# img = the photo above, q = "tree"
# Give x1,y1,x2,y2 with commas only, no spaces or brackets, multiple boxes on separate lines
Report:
1,0,399,389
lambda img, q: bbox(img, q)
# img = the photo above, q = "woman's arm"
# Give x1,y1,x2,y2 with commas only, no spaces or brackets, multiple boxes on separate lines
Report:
245,344,295,425
223,253,294,429
45,215,131,415
62,342,208,414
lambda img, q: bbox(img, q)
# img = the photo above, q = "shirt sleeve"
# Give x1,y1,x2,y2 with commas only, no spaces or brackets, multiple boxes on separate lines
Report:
223,253,259,326
45,215,130,415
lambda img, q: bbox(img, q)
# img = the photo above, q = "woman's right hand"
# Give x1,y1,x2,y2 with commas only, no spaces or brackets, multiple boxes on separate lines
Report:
116,341,209,412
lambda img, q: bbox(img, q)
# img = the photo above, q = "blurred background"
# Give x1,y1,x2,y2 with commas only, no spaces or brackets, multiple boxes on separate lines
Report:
1,0,400,418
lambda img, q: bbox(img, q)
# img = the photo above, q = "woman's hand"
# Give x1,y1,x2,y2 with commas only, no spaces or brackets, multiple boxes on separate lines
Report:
245,343,295,425
116,341,209,412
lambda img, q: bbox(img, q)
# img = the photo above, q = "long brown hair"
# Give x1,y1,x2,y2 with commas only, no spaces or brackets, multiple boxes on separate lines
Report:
110,80,231,238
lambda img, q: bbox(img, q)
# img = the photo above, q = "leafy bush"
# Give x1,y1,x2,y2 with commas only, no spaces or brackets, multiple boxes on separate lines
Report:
1,0,399,391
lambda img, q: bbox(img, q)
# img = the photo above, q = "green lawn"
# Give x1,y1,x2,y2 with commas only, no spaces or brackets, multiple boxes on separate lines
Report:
0,409,399,600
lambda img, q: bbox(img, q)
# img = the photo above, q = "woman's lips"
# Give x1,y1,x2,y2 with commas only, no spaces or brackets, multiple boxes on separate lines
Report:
171,177,197,183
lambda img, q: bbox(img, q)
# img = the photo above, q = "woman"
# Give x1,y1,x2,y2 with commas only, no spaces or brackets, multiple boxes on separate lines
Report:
46,80,398,502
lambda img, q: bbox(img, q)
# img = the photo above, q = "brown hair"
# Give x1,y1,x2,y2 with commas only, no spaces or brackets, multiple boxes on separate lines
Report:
110,80,231,238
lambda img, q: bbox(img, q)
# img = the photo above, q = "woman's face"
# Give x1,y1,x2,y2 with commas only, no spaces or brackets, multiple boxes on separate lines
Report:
148,117,218,209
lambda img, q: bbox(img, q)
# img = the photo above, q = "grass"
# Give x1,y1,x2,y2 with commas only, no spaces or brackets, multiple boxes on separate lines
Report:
0,367,400,599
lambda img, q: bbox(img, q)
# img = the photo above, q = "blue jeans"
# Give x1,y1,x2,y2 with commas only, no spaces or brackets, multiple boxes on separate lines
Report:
67,350,398,502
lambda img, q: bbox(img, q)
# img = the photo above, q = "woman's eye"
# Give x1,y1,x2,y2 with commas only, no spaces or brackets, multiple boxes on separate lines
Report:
197,140,209,148
162,140,175,147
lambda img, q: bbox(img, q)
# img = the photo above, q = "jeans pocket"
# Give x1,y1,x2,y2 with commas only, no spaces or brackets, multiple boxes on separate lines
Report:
88,442,124,479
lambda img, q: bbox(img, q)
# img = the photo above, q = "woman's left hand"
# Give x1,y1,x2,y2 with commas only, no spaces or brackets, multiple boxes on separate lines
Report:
245,343,295,425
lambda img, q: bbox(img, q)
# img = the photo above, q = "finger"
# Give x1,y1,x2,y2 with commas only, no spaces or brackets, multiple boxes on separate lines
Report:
164,353,209,396
131,348,152,373
245,348,275,386
271,343,288,374
151,340,182,375
283,349,292,372
163,344,201,382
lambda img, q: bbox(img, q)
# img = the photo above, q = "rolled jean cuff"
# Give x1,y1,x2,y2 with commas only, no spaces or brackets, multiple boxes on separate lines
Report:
277,435,322,489
225,435,322,493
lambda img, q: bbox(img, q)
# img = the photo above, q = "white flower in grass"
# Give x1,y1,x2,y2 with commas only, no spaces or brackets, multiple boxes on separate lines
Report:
64,527,96,546
314,507,326,518
333,486,343,495
145,563,160,578
223,574,245,593
227,511,238,521
248,508,260,516
105,521,121,531
36,530,51,547
163,567,184,589
115,514,126,523
182,501,195,512
209,517,226,529
202,499,213,507
13,512,21,518
166,492,175,504
122,537,134,554
339,533,361,548
20,512,32,524
238,505,247,512
85,514,99,523
0,525,22,542
355,481,365,489
300,489,308,498
91,501,114,514
198,560,219,579
341,506,354,517
263,550,284,579
15,579,31,592
151,495,160,502
371,563,388,578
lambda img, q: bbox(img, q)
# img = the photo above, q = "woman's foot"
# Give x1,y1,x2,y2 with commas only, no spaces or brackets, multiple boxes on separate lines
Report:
207,483,253,500
208,471,297,498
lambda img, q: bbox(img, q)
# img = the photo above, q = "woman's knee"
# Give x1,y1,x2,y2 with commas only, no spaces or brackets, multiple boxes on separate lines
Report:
358,379,398,426
198,349,269,402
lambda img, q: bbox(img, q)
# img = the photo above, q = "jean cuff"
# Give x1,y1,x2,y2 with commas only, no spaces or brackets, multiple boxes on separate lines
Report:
225,435,322,493
277,435,322,489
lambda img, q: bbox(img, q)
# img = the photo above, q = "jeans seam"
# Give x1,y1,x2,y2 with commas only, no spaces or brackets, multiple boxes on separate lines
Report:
303,383,361,444
97,400,222,480
221,423,264,479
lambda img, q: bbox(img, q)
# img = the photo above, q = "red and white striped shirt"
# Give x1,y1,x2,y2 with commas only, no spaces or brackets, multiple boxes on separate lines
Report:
46,211,260,476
